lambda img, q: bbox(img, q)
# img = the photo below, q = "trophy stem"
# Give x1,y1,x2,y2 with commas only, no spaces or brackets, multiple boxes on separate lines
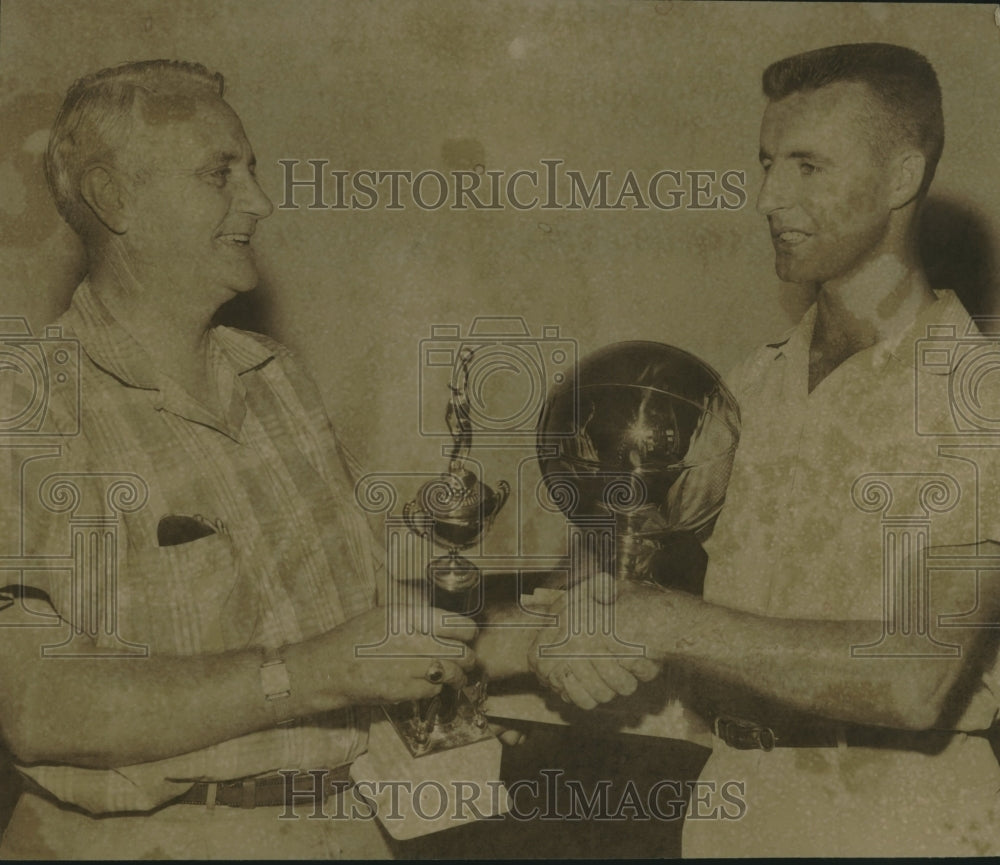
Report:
615,512,646,582
427,549,482,725
613,510,672,584
429,550,481,611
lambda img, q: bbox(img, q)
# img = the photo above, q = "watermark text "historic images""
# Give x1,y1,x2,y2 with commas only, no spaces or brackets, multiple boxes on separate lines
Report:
278,159,747,212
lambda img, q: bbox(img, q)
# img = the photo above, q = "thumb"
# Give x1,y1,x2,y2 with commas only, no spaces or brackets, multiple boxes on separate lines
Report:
489,722,528,747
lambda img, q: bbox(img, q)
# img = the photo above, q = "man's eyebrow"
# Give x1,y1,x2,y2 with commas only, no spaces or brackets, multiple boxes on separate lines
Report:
787,150,826,162
760,148,827,162
202,151,241,167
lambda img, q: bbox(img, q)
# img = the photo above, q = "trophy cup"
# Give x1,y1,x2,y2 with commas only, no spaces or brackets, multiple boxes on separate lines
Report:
359,348,511,837
537,340,740,588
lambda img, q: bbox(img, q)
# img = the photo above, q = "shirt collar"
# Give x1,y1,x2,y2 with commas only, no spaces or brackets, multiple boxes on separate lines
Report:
762,290,976,376
61,279,277,389
765,302,816,364
883,289,978,374
60,279,277,441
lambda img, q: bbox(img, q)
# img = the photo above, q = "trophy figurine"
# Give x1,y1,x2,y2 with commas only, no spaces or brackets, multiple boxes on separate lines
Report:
360,348,510,838
537,340,740,589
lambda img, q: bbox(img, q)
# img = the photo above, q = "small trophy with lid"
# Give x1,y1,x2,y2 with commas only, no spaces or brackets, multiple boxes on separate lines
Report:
396,347,509,752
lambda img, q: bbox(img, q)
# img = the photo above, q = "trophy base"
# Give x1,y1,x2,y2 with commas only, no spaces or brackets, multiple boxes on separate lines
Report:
351,713,508,839
381,684,495,757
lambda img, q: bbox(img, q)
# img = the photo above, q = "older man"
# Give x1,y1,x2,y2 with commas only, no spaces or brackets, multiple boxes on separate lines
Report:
0,60,477,858
523,43,1000,856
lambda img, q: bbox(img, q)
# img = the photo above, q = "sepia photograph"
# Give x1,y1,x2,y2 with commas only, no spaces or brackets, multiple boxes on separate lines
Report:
2,0,1000,858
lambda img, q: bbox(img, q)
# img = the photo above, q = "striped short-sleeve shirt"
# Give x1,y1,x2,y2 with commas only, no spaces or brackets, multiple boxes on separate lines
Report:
4,280,380,813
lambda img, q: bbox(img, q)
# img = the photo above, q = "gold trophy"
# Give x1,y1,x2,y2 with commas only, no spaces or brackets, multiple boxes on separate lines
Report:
360,348,511,838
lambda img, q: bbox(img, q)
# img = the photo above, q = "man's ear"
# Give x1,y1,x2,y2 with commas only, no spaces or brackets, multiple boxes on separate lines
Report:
888,150,926,210
79,164,130,234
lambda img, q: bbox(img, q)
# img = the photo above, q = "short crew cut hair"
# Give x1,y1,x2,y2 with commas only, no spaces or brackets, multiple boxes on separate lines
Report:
762,43,944,198
46,60,224,235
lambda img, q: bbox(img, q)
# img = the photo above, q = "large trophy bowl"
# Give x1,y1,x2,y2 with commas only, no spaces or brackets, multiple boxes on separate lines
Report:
537,340,740,588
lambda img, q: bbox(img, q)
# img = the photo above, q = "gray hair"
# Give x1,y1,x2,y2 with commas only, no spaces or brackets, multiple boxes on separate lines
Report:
46,60,224,235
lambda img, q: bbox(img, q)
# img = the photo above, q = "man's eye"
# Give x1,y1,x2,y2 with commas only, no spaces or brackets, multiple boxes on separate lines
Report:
799,163,816,176
207,167,231,184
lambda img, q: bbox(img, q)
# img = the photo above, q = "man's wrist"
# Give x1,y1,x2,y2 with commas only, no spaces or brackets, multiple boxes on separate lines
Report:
259,646,296,727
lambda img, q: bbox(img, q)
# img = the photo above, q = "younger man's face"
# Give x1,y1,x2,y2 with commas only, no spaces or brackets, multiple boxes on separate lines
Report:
756,81,900,287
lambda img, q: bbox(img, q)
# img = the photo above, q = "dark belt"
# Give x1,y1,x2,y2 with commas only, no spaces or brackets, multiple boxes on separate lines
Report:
174,764,353,809
714,714,964,753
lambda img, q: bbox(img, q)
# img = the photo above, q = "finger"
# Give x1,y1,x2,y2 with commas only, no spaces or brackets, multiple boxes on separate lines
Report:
547,664,594,709
489,723,528,747
431,659,469,689
562,661,617,707
533,660,571,699
558,666,601,710
420,637,478,670
532,659,560,692
592,658,639,697
622,656,661,682
498,729,527,746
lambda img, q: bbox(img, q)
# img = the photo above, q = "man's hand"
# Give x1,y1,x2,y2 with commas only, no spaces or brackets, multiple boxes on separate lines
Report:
288,604,479,712
528,574,661,710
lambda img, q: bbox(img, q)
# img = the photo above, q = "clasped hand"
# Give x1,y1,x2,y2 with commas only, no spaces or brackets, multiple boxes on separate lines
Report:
327,603,478,705
528,574,661,710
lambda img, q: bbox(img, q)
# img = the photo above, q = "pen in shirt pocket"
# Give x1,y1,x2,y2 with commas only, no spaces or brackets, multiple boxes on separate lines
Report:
194,514,229,536
156,513,230,547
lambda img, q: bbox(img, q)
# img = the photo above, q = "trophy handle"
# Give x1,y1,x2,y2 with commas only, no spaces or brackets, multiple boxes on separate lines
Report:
493,480,511,517
402,499,430,539
481,479,510,532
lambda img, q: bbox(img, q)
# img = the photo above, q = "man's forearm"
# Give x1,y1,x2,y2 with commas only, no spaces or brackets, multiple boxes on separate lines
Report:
623,585,984,730
3,603,477,769
4,635,279,768
474,601,541,679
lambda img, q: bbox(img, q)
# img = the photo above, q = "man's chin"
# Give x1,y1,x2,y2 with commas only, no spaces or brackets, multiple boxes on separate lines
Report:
205,274,260,319
221,265,261,296
774,258,815,286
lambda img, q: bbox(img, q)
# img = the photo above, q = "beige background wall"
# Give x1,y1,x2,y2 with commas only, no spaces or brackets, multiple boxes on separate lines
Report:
3,0,999,557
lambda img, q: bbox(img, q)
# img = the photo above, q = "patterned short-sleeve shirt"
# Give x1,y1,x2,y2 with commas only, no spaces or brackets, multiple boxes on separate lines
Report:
2,280,380,813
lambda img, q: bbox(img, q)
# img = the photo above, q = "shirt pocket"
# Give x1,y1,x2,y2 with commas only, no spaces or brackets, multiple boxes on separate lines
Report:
125,533,261,654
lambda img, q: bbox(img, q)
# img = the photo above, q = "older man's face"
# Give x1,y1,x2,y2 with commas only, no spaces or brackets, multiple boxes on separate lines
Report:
120,93,273,302
756,81,898,287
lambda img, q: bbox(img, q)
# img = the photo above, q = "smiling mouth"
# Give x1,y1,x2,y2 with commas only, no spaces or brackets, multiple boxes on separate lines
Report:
773,230,810,245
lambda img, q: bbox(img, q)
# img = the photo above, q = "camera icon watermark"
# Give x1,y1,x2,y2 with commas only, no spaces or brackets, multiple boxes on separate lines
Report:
0,318,80,437
419,317,577,439
915,322,1000,436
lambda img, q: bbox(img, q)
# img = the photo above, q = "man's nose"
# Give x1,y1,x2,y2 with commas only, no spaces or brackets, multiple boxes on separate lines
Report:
756,165,792,217
237,173,275,220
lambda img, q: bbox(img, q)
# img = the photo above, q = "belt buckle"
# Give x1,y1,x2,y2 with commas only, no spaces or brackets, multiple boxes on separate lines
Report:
714,715,776,751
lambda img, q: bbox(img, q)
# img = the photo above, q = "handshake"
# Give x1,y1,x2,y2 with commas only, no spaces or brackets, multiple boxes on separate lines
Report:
523,573,663,710
459,572,666,713
323,573,667,721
